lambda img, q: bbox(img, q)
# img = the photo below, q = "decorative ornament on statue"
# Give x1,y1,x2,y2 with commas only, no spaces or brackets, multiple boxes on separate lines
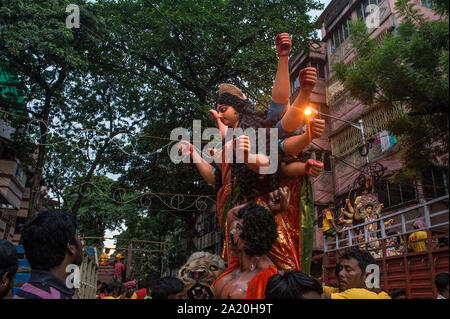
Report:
177,251,226,299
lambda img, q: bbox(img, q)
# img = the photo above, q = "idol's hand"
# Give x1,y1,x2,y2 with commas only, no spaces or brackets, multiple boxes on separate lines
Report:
268,186,291,213
209,109,227,139
299,67,317,94
178,140,193,156
235,135,250,161
275,33,292,57
305,159,323,178
309,118,325,140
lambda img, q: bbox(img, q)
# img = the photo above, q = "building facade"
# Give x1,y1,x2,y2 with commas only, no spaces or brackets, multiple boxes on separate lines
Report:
193,204,222,256
0,61,47,244
288,0,447,254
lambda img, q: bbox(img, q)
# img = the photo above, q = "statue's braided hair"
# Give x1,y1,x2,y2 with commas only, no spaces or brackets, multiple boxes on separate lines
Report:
214,84,281,203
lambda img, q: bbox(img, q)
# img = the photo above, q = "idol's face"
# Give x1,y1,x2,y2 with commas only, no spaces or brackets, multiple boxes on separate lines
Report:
216,104,239,127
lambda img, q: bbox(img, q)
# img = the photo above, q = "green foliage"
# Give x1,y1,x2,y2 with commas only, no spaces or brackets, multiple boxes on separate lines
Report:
432,0,449,16
64,175,142,247
333,1,449,185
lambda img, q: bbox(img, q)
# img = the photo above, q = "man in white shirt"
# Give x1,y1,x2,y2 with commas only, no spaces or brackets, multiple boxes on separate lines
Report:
435,273,449,299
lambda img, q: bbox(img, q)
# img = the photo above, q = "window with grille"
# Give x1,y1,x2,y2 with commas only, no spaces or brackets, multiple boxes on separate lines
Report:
422,167,448,199
374,175,418,209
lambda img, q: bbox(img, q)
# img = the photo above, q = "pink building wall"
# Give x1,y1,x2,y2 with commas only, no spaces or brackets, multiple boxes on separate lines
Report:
304,0,446,251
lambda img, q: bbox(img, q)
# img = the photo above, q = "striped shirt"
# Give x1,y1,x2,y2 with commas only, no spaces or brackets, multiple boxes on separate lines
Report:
13,269,74,299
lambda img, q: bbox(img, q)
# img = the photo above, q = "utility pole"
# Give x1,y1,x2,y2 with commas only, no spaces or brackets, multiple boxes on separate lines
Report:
126,242,132,280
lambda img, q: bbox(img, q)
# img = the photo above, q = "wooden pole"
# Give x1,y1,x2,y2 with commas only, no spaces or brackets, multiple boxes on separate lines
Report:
126,243,132,281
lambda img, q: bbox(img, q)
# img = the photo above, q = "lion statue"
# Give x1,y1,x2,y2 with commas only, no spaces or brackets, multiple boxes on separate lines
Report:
177,251,226,299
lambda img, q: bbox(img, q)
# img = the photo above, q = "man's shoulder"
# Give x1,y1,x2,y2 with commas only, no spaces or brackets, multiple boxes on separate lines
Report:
13,282,69,299
331,288,381,299
13,283,43,299
323,286,339,294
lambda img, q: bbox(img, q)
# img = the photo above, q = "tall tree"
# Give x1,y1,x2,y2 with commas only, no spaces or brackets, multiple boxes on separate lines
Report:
98,0,324,256
333,0,448,184
0,0,104,216
64,175,142,247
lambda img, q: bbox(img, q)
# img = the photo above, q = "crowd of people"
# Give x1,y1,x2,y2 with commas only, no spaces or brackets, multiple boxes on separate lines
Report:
0,205,448,300
95,277,184,300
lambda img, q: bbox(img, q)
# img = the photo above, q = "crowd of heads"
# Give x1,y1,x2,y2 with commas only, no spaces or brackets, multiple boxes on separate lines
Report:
0,203,448,300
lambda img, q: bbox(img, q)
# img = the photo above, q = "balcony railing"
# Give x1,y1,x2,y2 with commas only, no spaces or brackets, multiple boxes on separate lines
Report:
324,195,449,253
330,102,404,157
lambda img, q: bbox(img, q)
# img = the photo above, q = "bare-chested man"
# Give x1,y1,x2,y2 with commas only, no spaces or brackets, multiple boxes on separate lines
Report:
213,187,290,299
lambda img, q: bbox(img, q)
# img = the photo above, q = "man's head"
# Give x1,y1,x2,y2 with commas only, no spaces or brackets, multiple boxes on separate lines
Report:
434,273,449,299
229,203,278,257
0,240,18,299
265,270,323,299
389,289,406,299
337,248,375,291
105,283,116,296
151,277,185,299
21,210,83,271
123,280,136,298
326,201,335,211
413,220,426,230
99,282,107,294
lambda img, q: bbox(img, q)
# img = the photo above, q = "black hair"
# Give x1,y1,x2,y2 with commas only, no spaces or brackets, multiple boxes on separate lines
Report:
137,279,146,290
214,93,281,204
389,289,406,299
0,239,18,280
237,202,278,256
265,270,323,299
105,283,116,293
99,282,107,293
365,203,374,209
434,273,449,293
339,247,375,274
21,209,78,270
151,277,184,299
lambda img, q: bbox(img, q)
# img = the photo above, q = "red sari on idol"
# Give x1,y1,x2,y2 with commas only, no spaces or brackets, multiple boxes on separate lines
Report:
216,159,304,271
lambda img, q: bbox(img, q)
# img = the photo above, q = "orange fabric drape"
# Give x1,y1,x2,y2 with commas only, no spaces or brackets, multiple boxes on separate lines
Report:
216,160,303,271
